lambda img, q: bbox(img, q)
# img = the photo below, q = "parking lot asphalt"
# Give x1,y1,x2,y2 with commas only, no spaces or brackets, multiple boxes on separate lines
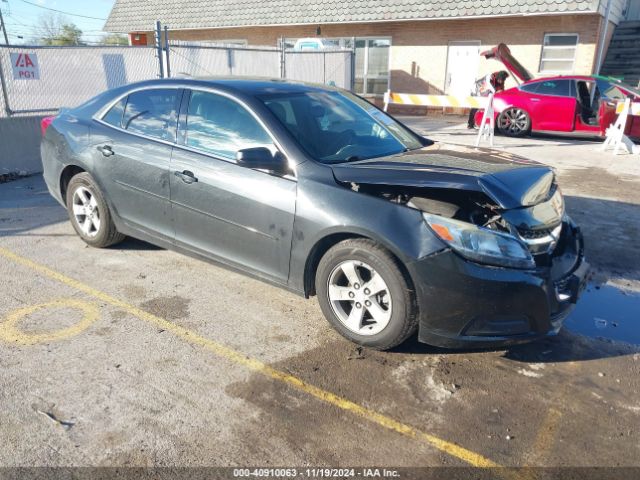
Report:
1,117,639,472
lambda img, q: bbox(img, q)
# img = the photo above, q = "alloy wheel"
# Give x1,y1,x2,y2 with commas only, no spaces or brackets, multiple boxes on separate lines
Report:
498,108,529,135
72,186,101,238
327,260,392,336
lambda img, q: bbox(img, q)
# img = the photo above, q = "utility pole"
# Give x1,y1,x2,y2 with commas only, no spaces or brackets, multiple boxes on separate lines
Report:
0,4,9,45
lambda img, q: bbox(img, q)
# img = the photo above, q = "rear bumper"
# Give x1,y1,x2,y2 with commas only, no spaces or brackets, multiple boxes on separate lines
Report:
40,137,66,207
408,220,589,349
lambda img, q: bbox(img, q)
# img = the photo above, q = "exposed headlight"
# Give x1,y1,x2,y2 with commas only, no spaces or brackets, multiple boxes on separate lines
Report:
423,213,535,269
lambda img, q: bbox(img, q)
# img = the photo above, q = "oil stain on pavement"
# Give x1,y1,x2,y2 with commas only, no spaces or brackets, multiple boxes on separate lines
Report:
140,295,191,320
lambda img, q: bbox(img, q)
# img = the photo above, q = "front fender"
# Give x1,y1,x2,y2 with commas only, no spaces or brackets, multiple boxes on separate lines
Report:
287,174,445,293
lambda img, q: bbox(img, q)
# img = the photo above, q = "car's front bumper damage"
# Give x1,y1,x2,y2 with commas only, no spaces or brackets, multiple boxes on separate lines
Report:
409,218,589,349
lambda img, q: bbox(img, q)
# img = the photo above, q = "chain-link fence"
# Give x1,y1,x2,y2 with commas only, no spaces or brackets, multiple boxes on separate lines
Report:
168,42,353,88
284,50,353,89
0,45,158,117
169,44,282,78
0,43,354,118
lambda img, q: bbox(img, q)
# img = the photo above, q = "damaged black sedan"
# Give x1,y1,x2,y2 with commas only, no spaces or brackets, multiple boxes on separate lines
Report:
41,78,589,350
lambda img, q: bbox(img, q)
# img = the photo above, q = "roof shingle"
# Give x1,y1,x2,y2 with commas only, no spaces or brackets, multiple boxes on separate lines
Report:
104,0,602,33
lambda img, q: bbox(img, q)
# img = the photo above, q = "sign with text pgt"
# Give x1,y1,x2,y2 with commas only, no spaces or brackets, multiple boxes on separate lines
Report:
10,53,40,80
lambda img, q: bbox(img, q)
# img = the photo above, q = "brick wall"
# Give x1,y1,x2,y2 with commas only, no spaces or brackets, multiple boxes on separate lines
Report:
152,13,604,95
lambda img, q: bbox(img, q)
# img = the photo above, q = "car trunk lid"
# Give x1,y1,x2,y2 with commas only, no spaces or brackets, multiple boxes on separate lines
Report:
481,43,534,83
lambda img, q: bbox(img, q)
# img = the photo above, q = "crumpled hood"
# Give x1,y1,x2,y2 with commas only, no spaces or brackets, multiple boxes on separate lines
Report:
331,143,555,210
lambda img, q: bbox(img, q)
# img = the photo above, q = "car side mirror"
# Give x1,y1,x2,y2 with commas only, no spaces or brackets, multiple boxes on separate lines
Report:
236,147,289,175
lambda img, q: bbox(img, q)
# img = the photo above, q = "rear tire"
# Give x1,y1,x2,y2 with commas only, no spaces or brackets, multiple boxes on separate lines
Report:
66,172,125,248
315,239,418,350
497,107,531,137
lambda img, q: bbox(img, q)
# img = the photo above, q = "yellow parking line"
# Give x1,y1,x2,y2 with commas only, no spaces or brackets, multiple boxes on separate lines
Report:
0,246,500,468
528,407,563,463
526,362,580,466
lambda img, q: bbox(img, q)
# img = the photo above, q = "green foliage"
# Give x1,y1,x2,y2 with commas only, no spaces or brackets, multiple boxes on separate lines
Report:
37,15,84,46
102,34,129,46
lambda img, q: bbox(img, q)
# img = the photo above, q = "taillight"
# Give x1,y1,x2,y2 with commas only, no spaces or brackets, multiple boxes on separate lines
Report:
41,116,55,137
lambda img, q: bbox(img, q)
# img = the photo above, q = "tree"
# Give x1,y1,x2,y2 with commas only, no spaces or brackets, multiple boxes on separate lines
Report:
55,24,83,45
36,14,84,46
102,34,128,46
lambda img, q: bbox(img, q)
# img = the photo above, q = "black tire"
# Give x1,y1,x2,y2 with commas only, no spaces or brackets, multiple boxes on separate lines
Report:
65,172,125,248
315,238,418,350
497,107,531,137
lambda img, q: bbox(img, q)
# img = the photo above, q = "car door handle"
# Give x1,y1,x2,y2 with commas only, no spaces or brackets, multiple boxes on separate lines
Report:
530,98,541,102
97,145,114,157
175,170,198,184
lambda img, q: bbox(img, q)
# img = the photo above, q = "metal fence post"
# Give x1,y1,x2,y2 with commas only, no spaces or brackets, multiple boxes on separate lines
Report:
279,37,286,79
163,25,171,78
350,37,356,92
0,47,12,116
323,50,326,84
227,48,233,75
155,20,164,78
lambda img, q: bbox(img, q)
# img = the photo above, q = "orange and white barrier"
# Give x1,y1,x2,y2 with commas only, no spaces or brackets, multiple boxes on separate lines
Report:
603,98,640,155
383,90,495,147
615,100,640,116
383,92,489,110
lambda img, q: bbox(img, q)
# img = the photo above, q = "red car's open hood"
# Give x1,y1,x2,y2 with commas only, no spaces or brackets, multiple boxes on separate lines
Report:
481,43,534,83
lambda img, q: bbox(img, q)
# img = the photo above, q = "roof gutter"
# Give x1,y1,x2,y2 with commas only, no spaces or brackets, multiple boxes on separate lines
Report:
104,10,600,34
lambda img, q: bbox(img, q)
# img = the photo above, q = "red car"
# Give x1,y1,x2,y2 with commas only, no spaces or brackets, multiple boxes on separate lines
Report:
474,43,640,139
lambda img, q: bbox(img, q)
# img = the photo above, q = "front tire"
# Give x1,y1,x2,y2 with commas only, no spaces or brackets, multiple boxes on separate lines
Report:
66,173,125,248
315,239,418,350
497,107,531,137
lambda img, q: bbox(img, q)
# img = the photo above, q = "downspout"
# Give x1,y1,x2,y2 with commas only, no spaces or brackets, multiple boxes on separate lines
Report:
595,0,614,74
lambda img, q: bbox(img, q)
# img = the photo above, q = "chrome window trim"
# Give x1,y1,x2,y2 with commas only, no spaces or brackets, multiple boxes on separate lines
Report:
94,117,178,149
94,84,182,124
92,83,297,180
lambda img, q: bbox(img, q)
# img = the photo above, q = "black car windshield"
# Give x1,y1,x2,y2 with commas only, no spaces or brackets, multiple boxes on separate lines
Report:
259,90,424,163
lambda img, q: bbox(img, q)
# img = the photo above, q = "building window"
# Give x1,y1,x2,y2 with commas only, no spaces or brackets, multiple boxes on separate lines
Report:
539,34,578,73
354,38,391,96
284,37,391,96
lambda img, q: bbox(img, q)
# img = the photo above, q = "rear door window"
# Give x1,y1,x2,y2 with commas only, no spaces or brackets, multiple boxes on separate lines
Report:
535,80,572,97
122,89,180,141
185,90,273,160
102,98,126,128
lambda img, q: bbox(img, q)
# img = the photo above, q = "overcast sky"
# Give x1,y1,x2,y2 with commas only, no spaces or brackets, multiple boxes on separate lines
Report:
2,0,116,44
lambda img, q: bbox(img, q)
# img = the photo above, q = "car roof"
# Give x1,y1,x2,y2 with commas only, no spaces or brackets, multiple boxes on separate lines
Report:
123,77,337,96
522,74,597,84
